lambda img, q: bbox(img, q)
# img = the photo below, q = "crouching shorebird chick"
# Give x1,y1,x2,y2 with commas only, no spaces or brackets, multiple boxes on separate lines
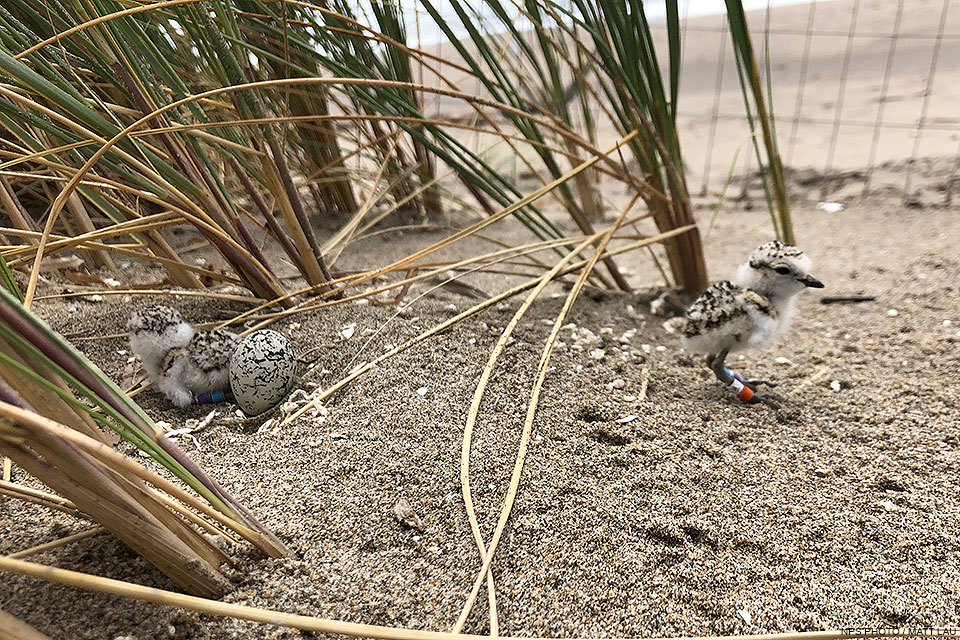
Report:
127,305,238,408
679,241,824,408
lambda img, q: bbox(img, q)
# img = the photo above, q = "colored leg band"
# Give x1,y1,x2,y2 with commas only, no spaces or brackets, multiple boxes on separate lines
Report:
723,368,744,383
195,389,226,404
727,378,754,403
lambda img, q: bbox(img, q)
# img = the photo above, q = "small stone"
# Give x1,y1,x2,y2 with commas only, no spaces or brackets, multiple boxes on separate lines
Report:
416,386,428,397
774,356,792,365
622,395,637,402
738,608,752,625
339,323,356,339
611,378,626,389
830,380,842,392
814,468,833,478
392,498,425,530
589,348,606,361
944,320,953,326
879,500,896,512
329,432,347,439
616,414,637,424
815,201,844,213
887,309,899,317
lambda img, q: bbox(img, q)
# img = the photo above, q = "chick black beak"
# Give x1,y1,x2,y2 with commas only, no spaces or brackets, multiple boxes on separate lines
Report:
799,274,824,288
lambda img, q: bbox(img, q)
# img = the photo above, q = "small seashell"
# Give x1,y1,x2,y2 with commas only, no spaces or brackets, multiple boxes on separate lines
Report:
339,323,356,340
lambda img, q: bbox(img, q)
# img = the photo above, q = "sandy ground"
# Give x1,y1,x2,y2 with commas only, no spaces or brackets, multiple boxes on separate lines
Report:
1,181,959,638
3,0,960,637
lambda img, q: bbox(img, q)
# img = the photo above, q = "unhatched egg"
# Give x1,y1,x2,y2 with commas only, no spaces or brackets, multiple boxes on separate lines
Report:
229,330,297,415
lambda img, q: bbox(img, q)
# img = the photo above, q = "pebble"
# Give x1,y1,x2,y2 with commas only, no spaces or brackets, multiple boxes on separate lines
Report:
814,468,834,478
887,309,899,317
416,386,428,397
774,356,793,365
830,380,842,392
589,349,605,361
611,378,625,389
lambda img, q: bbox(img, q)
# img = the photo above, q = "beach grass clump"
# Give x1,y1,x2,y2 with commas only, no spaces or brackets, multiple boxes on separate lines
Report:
0,284,288,595
0,0,788,308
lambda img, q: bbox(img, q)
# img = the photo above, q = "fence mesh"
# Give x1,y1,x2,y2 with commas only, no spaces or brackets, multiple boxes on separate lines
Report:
673,0,960,207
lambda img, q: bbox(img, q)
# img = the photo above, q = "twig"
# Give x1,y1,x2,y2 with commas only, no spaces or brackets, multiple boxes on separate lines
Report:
820,295,876,304
7,527,105,559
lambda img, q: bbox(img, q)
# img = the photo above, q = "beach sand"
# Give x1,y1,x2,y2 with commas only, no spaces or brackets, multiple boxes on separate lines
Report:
2,0,960,637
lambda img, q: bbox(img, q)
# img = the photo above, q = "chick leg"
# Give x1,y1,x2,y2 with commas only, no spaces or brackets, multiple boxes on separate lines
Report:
708,348,783,408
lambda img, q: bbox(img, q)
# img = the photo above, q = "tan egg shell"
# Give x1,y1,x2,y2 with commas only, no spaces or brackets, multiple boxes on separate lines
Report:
229,330,297,415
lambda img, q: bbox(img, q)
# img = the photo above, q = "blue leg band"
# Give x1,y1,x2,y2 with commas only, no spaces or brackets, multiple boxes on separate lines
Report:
723,368,744,383
195,389,227,404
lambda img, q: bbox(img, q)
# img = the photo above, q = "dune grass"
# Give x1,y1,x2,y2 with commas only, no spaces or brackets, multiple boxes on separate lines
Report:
0,0,795,629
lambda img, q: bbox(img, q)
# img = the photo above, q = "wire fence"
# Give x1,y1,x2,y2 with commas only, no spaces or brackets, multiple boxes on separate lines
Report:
674,0,960,207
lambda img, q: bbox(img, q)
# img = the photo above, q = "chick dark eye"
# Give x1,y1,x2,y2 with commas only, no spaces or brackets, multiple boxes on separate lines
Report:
774,266,791,275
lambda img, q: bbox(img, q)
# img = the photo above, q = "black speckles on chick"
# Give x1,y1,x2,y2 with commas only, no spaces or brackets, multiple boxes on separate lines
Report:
747,240,805,269
187,329,239,373
681,281,775,337
126,305,184,335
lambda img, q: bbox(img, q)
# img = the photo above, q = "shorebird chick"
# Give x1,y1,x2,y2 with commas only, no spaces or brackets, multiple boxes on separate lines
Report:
679,241,824,408
127,305,194,380
158,328,238,408
127,306,238,408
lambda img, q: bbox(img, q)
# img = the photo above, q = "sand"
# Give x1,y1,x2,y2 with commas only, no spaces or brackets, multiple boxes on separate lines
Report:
2,175,959,638
3,0,960,637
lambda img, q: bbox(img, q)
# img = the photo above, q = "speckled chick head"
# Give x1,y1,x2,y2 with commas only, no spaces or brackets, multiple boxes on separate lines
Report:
127,305,195,378
735,241,823,299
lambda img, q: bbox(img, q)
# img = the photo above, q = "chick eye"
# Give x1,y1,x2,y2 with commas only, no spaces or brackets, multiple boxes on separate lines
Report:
774,266,791,275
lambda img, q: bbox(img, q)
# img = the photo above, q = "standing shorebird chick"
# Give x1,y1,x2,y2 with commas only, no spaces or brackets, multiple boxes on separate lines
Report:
679,241,824,408
127,306,238,408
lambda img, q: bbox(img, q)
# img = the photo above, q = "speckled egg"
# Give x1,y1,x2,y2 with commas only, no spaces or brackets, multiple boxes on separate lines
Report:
229,330,297,415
